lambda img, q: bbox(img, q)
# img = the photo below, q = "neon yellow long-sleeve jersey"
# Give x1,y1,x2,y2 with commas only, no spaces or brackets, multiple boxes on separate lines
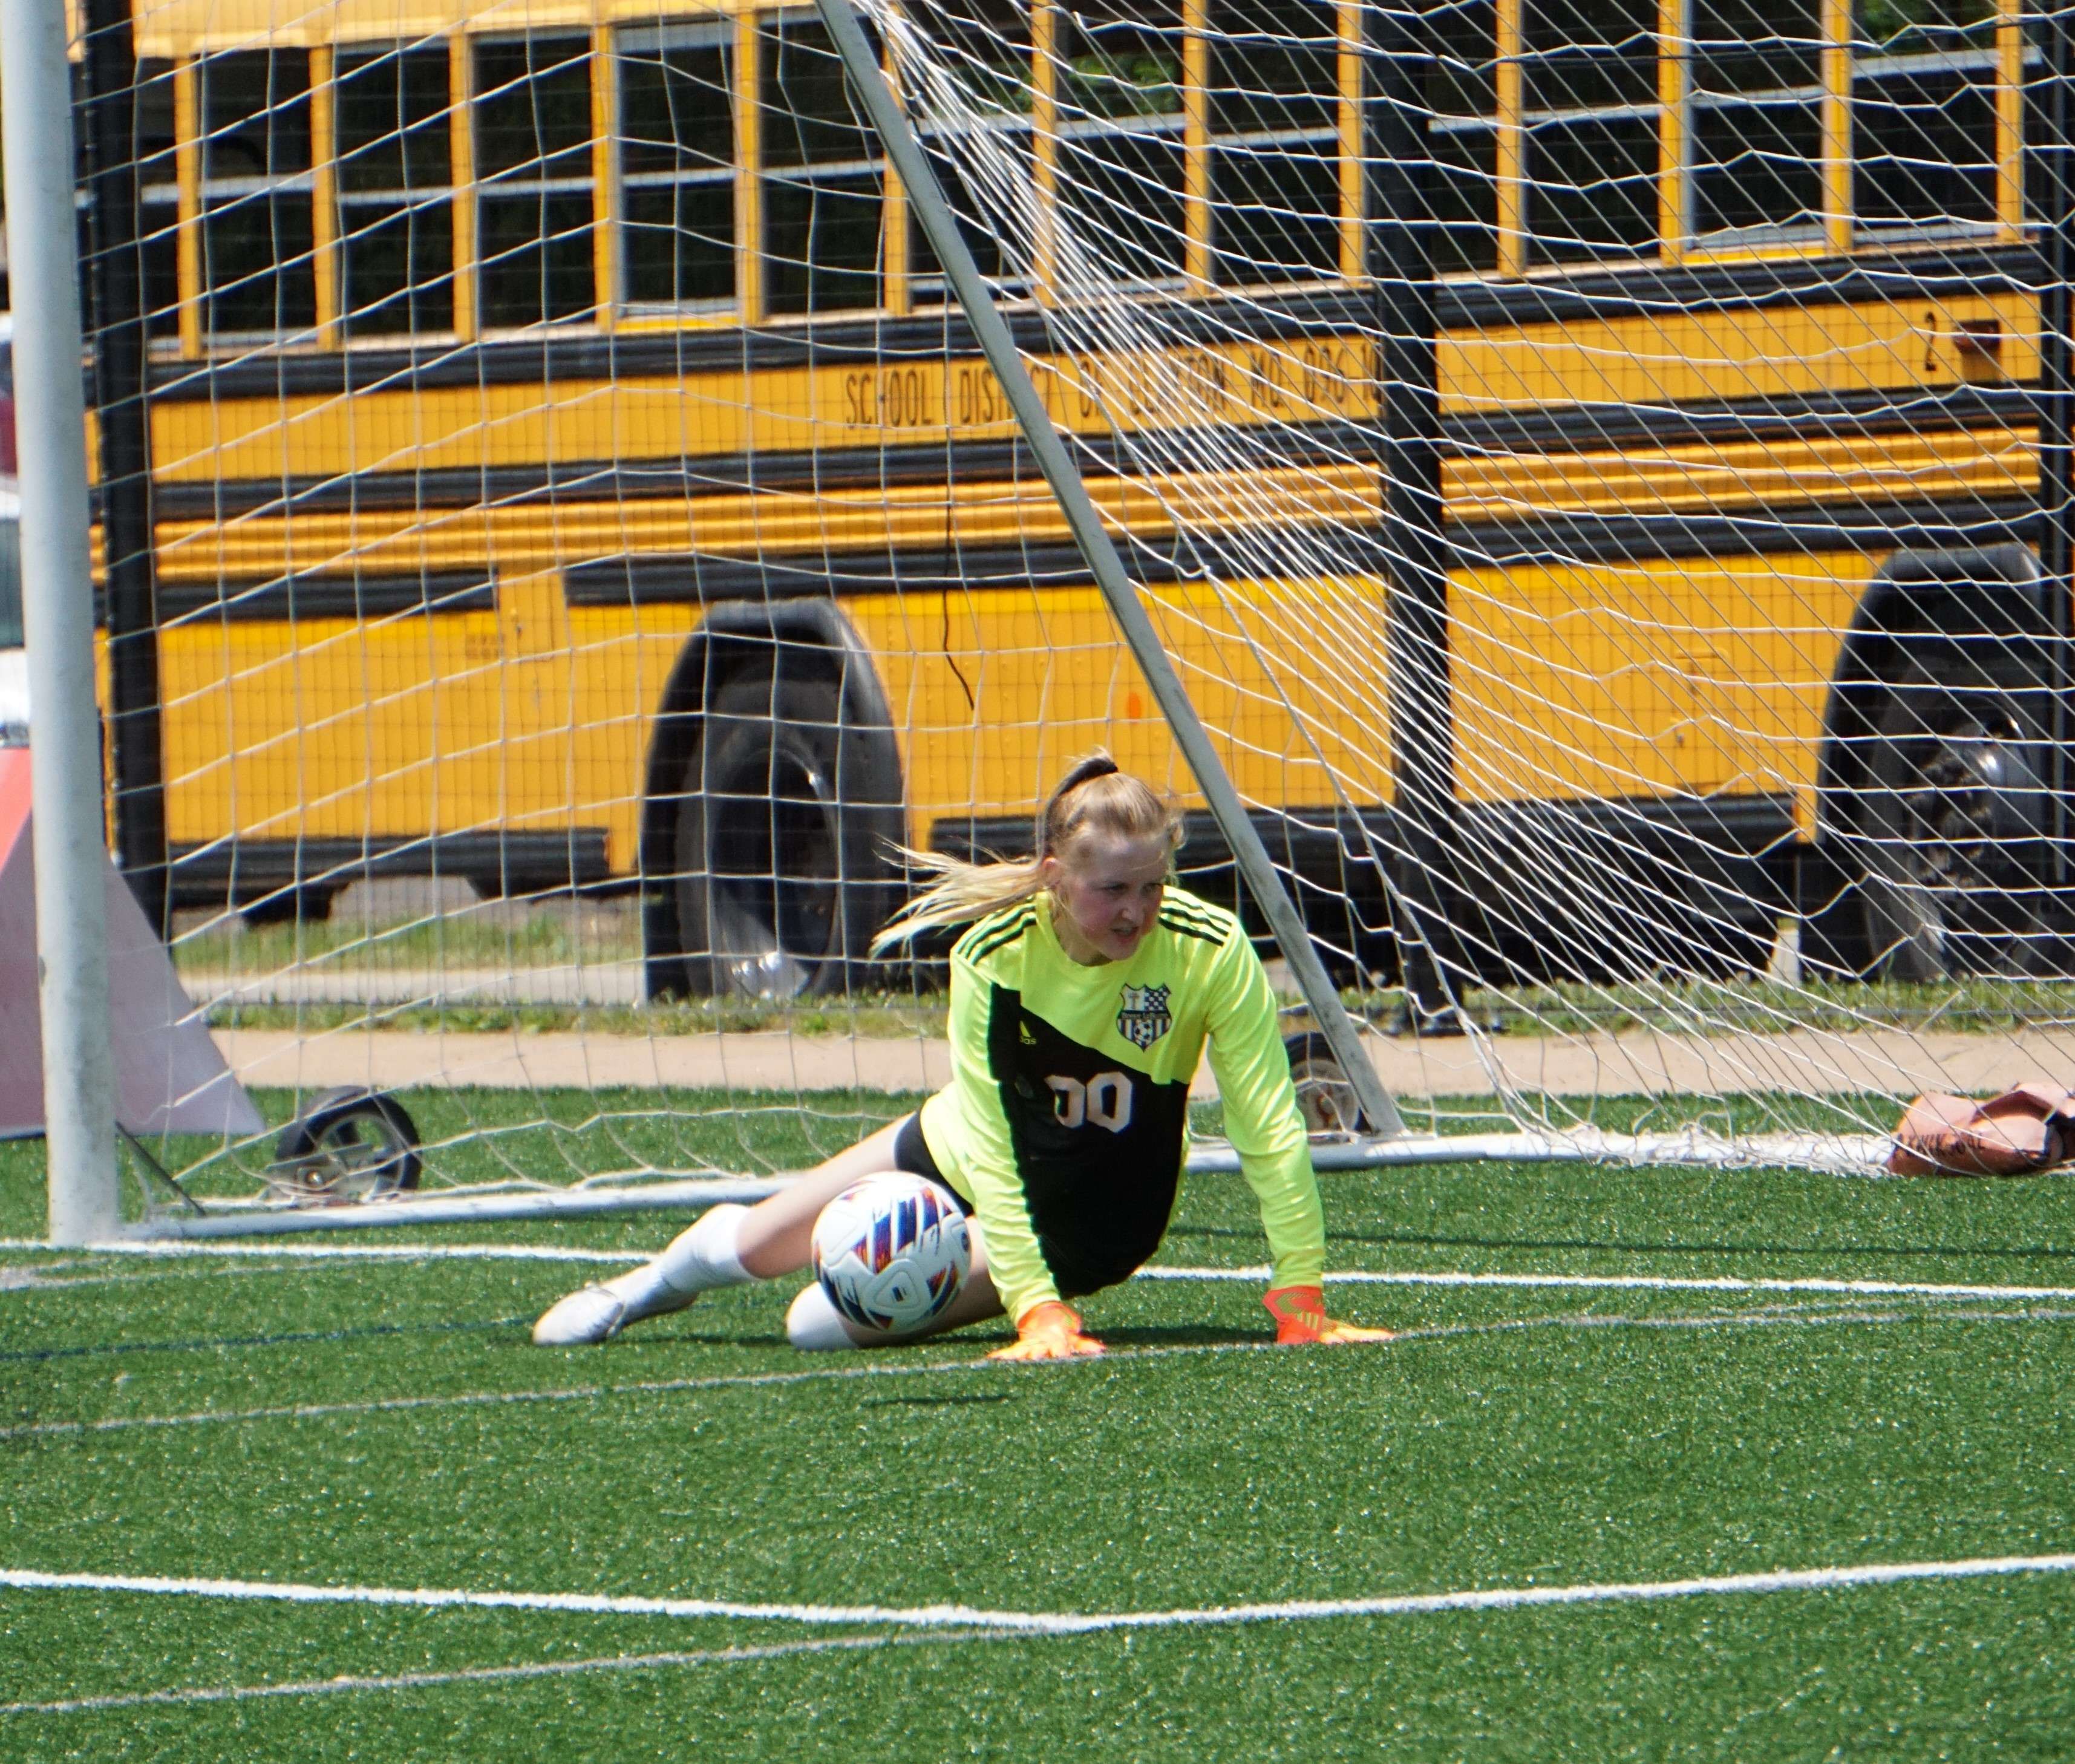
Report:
917,886,1326,1324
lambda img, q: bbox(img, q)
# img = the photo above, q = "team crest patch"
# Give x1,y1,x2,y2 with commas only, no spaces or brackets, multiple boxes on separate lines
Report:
1116,984,1172,1051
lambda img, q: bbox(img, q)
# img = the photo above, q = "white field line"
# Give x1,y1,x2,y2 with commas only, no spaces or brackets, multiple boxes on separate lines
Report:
0,1238,642,1267
5,1550,2074,1640
0,1629,1001,1717
1145,1266,2075,1304
6,1301,2069,1445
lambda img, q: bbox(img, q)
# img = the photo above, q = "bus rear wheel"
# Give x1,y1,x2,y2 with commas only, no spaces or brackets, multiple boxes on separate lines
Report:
1835,652,2052,982
668,667,900,999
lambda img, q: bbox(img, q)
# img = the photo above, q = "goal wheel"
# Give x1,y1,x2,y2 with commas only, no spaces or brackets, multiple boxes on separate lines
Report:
1284,1031,1370,1136
269,1087,423,1204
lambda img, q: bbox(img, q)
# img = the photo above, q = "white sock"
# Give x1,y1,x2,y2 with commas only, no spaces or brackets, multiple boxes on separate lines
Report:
647,1203,754,1299
786,1282,863,1351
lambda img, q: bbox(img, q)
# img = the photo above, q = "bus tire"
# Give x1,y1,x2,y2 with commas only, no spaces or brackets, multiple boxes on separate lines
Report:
667,662,904,999
1831,647,2053,982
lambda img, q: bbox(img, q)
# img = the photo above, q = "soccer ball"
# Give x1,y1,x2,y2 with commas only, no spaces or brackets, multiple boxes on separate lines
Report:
810,1174,972,1336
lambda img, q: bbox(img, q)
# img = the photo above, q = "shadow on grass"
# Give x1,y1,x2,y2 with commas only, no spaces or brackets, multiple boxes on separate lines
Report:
1081,1322,1264,1350
863,1392,1017,1407
1167,1220,2075,1267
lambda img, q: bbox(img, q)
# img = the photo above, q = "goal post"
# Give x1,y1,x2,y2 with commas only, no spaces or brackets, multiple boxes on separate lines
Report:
2,0,121,1244
808,0,1405,1138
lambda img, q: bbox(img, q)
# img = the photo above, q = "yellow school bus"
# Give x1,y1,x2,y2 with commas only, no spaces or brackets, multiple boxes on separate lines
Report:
80,0,2067,991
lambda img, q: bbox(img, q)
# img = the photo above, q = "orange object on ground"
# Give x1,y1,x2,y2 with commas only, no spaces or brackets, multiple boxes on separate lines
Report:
1887,1083,2075,1177
1262,1284,1396,1345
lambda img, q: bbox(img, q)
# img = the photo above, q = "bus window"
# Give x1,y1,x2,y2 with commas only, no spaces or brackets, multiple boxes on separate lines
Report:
1690,0,1823,247
617,22,737,312
137,59,181,334
1430,0,1500,275
760,12,887,315
473,35,595,328
909,0,1034,301
1852,0,1999,236
1054,0,1189,288
1523,0,1658,265
200,50,317,337
1207,0,1343,286
336,43,456,336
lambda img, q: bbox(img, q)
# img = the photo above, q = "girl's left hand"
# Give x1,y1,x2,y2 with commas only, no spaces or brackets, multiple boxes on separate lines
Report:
1263,1285,1395,1345
989,1300,1106,1361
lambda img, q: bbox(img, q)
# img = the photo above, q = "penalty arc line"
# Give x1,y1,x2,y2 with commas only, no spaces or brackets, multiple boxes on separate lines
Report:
0,1628,1007,1718
5,1552,2075,1640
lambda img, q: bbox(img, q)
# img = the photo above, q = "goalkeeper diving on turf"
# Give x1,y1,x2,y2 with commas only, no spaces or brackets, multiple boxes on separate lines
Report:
533,754,1393,1359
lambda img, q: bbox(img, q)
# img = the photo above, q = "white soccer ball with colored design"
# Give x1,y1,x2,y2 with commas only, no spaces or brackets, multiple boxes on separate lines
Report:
810,1174,972,1335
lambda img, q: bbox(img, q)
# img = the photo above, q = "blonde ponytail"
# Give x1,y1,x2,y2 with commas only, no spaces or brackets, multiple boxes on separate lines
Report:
871,752,1181,953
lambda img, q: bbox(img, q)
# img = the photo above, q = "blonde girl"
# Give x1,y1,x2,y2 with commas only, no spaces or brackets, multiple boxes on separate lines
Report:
532,754,1391,1359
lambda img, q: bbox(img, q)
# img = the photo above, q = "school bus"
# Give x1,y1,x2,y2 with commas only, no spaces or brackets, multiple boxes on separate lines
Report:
70,0,2072,993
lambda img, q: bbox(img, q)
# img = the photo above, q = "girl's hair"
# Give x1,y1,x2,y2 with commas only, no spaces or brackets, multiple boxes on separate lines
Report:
870,752,1181,953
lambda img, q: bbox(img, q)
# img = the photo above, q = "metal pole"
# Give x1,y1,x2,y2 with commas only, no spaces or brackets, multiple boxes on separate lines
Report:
82,0,168,935
2,0,122,1242
1365,0,1461,1021
2038,0,2074,897
812,0,1404,1136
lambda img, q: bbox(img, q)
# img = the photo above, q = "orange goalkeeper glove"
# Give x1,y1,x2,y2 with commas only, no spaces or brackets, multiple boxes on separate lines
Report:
1264,1285,1395,1345
988,1300,1105,1362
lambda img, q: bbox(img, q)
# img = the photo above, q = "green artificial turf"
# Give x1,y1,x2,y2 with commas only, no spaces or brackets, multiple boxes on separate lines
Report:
4,1094,2075,1759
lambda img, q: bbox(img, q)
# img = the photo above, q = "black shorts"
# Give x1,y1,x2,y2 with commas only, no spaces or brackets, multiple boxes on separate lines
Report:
893,1114,972,1212
890,1113,1148,1302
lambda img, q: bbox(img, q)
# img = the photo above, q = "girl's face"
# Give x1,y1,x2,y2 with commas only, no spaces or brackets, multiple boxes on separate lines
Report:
1042,834,1171,965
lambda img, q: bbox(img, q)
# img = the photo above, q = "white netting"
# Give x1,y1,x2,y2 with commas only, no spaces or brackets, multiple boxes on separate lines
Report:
46,0,2075,1226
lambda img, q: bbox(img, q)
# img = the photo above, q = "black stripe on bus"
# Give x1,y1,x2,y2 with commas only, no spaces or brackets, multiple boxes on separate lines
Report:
166,828,609,907
560,532,1377,607
147,386,2041,527
145,426,1371,523
153,572,496,624
145,242,2035,405
1449,494,2042,568
553,490,2042,609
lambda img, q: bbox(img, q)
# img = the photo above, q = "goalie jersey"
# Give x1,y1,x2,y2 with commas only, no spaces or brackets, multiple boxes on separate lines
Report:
917,886,1326,1324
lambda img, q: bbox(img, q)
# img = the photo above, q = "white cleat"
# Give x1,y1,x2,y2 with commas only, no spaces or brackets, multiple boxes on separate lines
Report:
531,1284,635,1347
531,1274,696,1347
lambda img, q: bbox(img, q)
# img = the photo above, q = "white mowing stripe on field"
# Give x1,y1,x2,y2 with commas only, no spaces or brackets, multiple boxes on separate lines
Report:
5,1551,2074,1638
0,1629,999,1717
0,1238,641,1267
7,1302,2068,1445
1145,1266,2075,1304
8,1240,2075,1308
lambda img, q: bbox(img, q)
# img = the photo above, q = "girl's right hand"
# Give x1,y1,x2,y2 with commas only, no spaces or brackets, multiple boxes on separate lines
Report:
988,1300,1105,1361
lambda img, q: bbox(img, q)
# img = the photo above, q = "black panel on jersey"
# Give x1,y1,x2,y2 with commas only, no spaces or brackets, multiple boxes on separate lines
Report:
984,982,1191,1296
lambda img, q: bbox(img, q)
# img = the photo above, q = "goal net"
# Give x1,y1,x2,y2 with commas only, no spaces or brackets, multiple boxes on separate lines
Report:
50,0,2075,1232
